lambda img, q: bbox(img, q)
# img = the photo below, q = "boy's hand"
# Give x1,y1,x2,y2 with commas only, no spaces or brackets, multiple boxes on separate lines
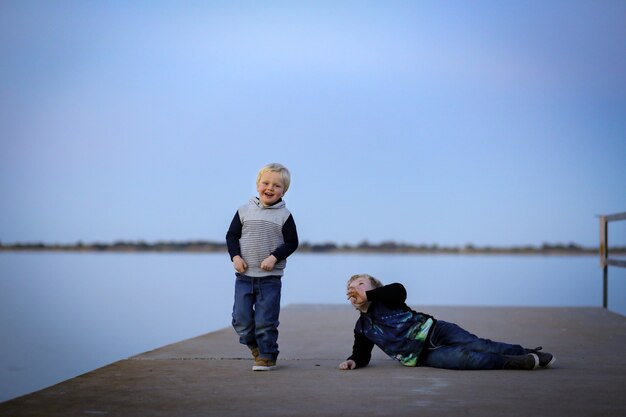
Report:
232,255,248,273
347,288,367,307
338,360,356,370
260,255,277,271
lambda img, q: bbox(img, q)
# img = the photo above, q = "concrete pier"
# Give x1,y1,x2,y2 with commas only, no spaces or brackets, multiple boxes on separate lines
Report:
1,305,625,417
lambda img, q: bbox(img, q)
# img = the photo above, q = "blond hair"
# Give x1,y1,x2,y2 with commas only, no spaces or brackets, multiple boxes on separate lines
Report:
347,273,383,290
256,163,291,194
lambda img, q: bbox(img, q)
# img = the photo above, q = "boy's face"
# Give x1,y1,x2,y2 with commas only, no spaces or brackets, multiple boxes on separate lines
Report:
257,171,285,206
347,277,374,311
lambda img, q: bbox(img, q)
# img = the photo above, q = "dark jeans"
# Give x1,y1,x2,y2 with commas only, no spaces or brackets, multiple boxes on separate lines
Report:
422,320,525,370
231,273,282,361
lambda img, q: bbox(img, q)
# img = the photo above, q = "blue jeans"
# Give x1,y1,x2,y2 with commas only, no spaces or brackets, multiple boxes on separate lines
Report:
422,321,525,370
231,274,282,361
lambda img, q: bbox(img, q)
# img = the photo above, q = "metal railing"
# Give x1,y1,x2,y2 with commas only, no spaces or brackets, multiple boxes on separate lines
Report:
599,211,626,309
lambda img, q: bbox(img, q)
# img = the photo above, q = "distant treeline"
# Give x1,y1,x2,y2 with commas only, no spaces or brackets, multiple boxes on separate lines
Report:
2,240,625,255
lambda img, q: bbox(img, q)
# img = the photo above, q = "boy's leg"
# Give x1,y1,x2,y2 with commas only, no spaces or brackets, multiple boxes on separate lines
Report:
422,345,504,370
423,320,527,369
254,276,282,362
423,346,538,370
232,274,257,348
432,321,525,356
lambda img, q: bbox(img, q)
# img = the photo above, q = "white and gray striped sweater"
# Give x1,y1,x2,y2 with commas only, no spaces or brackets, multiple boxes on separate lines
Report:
226,197,298,277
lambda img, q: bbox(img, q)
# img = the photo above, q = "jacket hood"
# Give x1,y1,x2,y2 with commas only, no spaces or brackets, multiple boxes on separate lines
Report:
250,196,286,209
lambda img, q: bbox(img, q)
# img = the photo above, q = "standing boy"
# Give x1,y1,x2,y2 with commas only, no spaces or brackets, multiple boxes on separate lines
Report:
339,274,555,371
226,163,299,371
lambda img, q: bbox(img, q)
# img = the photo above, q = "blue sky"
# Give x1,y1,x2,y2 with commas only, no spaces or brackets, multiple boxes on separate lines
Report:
1,1,625,247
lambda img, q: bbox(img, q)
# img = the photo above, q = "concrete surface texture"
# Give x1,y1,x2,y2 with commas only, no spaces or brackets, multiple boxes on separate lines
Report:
1,304,625,417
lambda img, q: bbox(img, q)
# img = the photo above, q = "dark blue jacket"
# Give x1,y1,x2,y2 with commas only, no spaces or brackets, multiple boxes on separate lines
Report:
348,283,436,367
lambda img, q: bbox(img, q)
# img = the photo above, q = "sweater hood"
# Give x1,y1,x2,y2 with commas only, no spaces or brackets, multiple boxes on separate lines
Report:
250,196,286,209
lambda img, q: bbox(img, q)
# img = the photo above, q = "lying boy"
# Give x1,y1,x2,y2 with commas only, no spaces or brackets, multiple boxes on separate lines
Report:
339,274,555,371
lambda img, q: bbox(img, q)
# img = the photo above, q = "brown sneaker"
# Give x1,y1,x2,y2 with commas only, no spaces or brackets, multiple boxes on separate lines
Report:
252,358,277,371
249,346,259,361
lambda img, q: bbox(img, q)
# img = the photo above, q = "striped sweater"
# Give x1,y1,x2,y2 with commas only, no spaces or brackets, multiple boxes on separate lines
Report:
226,197,298,277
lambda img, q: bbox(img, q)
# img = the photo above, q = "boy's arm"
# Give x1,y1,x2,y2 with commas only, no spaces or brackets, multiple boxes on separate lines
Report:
366,283,407,309
225,212,242,260
270,214,299,261
347,330,374,368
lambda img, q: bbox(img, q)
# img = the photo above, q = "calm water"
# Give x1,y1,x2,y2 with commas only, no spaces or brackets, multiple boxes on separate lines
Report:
1,252,625,402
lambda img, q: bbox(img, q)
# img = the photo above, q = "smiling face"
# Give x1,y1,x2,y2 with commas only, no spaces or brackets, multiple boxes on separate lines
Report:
256,171,285,206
